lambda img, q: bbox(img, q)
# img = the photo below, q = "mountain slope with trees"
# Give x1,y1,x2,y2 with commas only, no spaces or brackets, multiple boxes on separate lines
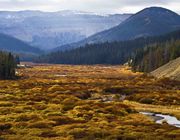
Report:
131,38,180,72
54,7,180,51
35,30,180,65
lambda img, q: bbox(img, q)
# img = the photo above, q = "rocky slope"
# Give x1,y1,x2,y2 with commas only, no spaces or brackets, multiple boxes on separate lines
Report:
151,57,180,81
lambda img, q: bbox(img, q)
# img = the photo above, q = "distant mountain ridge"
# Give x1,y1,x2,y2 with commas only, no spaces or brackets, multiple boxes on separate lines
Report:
0,10,131,50
0,33,42,54
54,7,180,51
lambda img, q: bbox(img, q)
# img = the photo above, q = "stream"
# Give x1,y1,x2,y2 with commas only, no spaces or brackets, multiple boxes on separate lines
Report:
140,112,180,128
92,96,180,128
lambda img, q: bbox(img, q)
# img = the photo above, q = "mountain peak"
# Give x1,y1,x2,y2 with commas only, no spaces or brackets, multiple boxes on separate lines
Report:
135,6,179,17
124,6,180,28
143,6,172,11
67,7,180,49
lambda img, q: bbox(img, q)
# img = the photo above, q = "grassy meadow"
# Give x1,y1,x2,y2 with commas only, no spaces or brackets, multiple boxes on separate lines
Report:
0,64,179,140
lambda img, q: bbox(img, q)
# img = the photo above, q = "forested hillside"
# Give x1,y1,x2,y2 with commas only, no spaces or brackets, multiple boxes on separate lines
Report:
36,42,140,65
0,51,17,79
131,39,180,72
35,30,180,65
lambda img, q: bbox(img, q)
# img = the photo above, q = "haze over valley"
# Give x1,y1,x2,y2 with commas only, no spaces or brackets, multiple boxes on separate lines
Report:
0,10,131,50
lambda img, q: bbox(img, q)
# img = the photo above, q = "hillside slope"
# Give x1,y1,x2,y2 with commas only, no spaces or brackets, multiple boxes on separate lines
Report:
0,33,42,54
85,7,180,43
151,57,180,81
54,7,180,51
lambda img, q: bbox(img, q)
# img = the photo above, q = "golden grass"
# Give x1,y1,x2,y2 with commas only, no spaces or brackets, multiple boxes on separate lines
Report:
0,64,179,140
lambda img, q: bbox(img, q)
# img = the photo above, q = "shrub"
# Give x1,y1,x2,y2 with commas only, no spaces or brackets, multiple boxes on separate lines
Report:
62,96,80,111
139,98,154,104
75,92,91,99
0,137,5,140
40,130,59,137
0,102,14,107
27,121,54,128
15,114,40,122
33,103,47,110
104,87,136,95
48,85,62,92
49,116,74,125
68,128,88,139
0,123,12,131
49,116,86,126
46,112,63,117
14,122,28,128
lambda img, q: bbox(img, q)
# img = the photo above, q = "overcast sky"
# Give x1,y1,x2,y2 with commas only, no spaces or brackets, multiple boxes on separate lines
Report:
0,0,179,14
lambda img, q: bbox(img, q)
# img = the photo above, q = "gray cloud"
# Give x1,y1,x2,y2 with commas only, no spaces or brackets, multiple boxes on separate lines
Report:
0,0,179,14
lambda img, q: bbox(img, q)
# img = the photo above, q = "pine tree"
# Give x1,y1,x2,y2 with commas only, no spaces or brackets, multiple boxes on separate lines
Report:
0,51,17,79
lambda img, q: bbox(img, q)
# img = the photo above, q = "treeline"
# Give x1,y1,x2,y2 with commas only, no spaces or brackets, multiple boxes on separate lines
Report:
131,39,180,72
35,30,180,65
36,42,144,65
0,51,19,79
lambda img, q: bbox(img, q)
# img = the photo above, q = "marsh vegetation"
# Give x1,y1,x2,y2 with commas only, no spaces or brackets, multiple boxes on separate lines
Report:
0,64,179,140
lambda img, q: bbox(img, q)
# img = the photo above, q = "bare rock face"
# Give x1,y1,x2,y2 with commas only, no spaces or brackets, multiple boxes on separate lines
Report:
151,57,180,81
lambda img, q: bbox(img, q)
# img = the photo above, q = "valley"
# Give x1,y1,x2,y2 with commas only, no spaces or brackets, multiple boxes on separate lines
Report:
0,64,179,140
0,4,180,140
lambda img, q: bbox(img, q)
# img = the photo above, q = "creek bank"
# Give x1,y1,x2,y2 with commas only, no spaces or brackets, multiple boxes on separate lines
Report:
140,112,180,128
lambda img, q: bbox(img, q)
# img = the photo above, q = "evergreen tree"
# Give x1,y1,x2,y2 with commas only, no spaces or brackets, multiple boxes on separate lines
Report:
0,51,17,79
131,39,180,72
